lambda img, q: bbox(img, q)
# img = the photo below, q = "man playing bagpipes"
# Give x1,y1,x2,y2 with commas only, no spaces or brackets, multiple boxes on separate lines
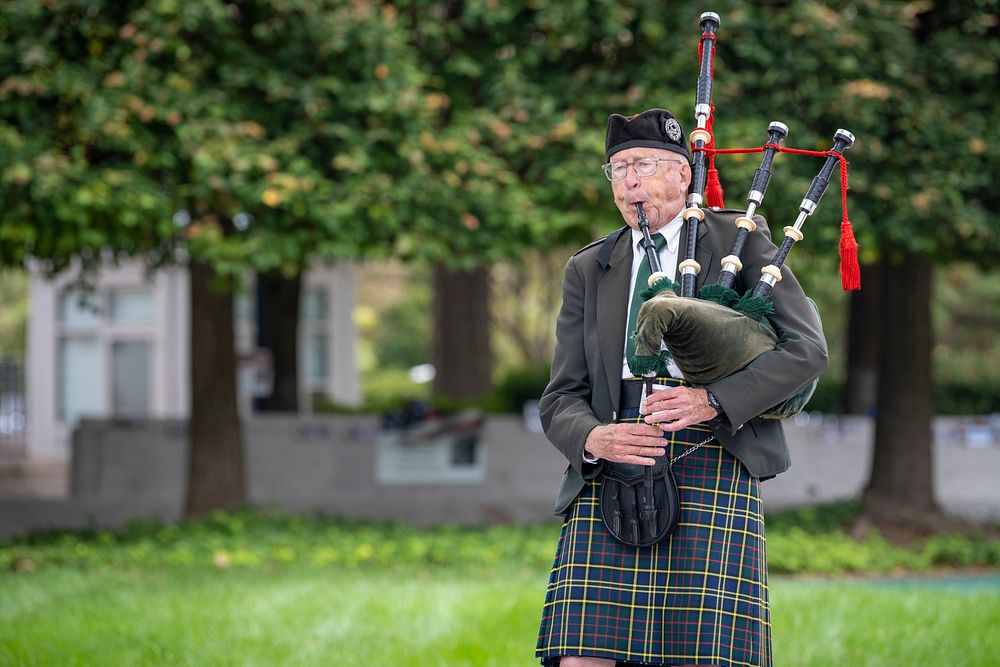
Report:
534,101,829,666
530,9,864,661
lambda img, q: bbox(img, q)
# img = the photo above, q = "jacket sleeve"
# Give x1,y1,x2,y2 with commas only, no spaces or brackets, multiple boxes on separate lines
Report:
707,217,829,431
538,254,603,478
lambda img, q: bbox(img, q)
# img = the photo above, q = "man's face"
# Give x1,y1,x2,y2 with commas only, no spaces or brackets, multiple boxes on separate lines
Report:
608,147,691,232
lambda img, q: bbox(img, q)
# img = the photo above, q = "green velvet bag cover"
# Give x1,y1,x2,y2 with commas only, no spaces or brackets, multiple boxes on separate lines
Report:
632,292,777,385
631,294,821,419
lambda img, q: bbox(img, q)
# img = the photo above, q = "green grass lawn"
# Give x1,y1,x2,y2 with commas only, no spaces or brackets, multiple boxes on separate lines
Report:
2,564,998,667
2,507,998,666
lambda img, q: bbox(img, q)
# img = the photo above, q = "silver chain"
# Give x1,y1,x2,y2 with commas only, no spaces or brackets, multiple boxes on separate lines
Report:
669,434,716,465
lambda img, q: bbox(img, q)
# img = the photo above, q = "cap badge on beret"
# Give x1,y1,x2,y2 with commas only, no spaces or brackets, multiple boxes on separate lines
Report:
665,118,683,142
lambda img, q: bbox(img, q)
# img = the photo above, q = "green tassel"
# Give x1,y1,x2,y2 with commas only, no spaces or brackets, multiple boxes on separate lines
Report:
733,294,775,323
639,277,679,301
699,283,740,307
627,351,672,377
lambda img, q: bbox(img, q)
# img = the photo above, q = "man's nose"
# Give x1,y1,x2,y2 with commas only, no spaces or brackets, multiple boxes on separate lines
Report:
624,164,642,187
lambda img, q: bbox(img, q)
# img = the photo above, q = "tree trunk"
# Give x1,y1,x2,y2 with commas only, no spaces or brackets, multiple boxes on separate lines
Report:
185,259,246,518
841,263,881,415
256,271,301,412
432,263,492,402
862,251,937,520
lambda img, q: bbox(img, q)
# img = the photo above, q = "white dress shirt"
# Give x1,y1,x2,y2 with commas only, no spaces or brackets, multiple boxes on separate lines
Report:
621,213,685,380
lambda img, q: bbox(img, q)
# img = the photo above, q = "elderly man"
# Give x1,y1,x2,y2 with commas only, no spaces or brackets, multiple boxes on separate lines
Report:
534,109,828,667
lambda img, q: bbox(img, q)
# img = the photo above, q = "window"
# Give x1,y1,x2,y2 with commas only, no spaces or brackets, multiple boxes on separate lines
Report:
57,286,156,426
305,333,327,381
58,290,102,326
301,287,329,389
58,337,105,425
229,281,332,405
109,288,155,324
111,341,150,418
302,288,327,322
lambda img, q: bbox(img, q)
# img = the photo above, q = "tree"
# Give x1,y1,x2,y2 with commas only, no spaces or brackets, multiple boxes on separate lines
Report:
0,0,425,516
254,271,302,412
841,264,880,416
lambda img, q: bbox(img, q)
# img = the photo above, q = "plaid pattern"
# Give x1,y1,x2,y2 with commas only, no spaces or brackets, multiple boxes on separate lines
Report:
536,378,771,667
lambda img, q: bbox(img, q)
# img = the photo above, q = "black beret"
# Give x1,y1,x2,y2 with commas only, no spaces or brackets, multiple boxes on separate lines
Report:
605,108,690,161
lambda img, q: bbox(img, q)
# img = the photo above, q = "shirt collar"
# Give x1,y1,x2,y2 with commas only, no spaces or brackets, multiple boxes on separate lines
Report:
629,213,684,255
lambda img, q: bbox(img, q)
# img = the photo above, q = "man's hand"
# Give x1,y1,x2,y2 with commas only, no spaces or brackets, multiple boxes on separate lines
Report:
641,386,718,432
584,423,666,466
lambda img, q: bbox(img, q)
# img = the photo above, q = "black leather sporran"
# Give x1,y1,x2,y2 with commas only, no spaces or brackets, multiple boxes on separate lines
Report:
599,457,681,547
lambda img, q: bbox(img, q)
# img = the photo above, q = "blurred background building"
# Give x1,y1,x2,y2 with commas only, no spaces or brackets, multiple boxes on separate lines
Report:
23,260,360,462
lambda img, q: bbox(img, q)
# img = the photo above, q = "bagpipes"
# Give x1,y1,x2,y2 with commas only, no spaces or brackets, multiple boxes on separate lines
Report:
600,11,859,548
628,11,858,406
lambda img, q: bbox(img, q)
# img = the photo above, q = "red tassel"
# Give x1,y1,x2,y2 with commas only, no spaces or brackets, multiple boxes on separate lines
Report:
704,102,725,208
705,167,725,208
839,220,861,291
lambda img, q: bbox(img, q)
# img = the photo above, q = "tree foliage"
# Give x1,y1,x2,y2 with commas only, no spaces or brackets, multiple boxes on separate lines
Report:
3,0,996,276
0,0,428,275
695,1,998,266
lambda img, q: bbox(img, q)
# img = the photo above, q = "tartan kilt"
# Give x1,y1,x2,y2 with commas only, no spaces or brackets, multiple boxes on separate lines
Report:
536,378,772,667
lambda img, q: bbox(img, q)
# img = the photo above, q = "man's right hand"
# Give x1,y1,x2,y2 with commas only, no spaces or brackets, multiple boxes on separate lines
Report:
584,423,667,465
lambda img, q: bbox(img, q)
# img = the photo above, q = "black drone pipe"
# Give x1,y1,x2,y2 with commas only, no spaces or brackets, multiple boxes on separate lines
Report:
717,121,788,290
679,11,721,298
751,129,855,299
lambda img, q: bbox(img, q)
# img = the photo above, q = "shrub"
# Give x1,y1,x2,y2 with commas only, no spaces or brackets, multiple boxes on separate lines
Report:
489,364,551,414
3,504,999,576
798,377,1000,415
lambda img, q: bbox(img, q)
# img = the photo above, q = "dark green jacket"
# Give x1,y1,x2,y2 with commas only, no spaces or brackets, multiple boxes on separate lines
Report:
540,208,829,516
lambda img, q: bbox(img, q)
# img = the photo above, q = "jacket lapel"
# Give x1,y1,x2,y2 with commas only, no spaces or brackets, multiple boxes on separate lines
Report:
597,229,632,415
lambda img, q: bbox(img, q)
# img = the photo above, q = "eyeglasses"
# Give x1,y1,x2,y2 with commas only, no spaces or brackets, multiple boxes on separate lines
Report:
602,157,683,181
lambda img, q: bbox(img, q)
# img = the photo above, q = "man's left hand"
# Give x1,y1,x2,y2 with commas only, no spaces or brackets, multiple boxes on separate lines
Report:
641,386,718,432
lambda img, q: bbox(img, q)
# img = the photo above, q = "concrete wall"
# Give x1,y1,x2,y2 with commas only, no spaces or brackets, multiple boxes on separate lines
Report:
2,414,997,539
69,415,569,526
761,415,1000,521
73,414,1000,521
